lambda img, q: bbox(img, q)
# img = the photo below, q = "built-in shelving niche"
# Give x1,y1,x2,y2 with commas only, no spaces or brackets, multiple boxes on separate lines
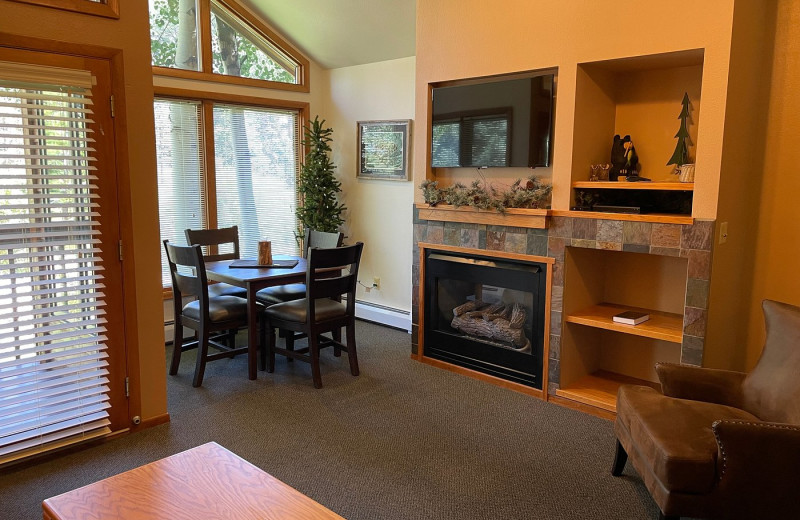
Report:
556,246,688,412
570,49,704,221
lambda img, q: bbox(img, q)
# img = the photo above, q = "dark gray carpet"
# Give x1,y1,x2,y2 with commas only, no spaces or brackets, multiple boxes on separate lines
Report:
0,321,659,519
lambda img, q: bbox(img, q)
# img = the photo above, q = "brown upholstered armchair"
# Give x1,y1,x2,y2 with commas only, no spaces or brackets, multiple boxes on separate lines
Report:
612,300,800,520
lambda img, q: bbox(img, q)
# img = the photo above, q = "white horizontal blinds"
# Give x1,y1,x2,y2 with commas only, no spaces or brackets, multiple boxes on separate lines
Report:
213,104,300,258
154,99,205,286
0,61,111,462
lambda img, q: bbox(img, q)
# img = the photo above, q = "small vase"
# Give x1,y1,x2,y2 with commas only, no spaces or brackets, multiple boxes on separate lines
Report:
678,164,695,183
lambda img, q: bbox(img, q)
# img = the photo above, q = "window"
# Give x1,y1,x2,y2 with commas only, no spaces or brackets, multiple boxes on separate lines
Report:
431,111,511,168
7,0,119,18
154,97,302,287
149,0,308,91
154,99,206,285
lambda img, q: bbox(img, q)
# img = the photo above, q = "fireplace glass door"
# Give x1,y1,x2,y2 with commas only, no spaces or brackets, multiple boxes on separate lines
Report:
424,251,547,388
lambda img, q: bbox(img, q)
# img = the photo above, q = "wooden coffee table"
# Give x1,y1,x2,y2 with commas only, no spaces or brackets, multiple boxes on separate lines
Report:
43,442,345,520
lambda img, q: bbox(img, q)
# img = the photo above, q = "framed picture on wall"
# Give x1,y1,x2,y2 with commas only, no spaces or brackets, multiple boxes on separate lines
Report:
356,120,412,180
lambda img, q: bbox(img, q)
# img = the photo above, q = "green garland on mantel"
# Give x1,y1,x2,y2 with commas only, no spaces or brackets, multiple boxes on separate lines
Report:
420,176,552,213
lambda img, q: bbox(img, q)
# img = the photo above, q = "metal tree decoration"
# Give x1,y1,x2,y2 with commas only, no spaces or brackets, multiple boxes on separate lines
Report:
667,92,692,168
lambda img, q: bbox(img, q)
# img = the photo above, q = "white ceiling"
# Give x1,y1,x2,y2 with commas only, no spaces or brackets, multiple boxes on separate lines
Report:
242,0,416,69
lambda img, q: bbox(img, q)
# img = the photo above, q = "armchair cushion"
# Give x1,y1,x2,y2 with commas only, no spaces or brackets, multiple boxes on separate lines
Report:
616,385,759,494
656,362,746,408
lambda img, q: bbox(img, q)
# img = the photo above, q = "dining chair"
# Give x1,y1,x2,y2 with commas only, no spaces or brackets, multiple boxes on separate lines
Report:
260,242,363,388
185,226,247,298
254,228,343,305
164,240,251,387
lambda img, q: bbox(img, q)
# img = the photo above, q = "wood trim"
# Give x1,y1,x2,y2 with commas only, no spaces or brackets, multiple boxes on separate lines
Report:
153,85,310,111
418,242,556,265
540,257,553,400
107,50,147,434
6,0,119,18
419,356,544,400
135,413,171,430
547,394,616,421
152,66,310,94
424,83,434,181
573,181,694,191
0,33,118,58
416,245,426,359
198,0,213,75
416,203,550,229
216,0,310,90
202,101,218,231
550,210,694,225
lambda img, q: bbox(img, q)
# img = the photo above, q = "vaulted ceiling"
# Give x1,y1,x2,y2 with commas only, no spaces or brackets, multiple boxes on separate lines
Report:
242,0,416,69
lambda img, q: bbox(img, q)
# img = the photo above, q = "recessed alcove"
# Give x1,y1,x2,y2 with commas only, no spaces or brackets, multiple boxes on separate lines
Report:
571,49,704,218
556,246,688,412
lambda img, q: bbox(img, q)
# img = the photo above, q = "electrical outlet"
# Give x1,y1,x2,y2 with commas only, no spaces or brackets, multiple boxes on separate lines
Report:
719,222,728,244
373,276,381,289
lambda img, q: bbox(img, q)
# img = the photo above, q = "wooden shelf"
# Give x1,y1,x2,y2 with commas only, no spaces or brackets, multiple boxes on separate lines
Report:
555,370,661,412
565,303,684,343
572,181,694,191
415,203,550,229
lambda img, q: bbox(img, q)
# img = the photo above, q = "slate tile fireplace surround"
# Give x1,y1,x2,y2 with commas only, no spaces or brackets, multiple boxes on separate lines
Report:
412,205,714,411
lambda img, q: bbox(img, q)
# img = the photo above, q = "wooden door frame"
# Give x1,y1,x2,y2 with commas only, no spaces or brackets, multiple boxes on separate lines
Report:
0,34,146,433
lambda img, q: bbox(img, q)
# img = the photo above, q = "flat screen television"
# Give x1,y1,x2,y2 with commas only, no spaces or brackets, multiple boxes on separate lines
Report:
430,73,554,168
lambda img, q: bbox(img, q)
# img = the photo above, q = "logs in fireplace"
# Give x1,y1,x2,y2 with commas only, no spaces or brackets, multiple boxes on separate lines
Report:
423,250,547,388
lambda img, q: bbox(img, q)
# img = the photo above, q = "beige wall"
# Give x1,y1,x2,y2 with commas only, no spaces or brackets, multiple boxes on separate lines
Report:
705,0,776,370
0,2,167,420
323,57,416,313
415,0,736,219
745,0,800,368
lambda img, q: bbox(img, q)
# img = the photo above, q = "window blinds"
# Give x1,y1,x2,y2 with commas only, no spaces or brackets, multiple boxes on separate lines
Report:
213,104,299,258
154,99,206,287
0,61,111,462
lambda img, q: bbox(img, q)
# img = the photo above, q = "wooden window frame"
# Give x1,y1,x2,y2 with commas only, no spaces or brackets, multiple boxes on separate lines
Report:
152,0,310,93
6,0,120,19
154,86,310,297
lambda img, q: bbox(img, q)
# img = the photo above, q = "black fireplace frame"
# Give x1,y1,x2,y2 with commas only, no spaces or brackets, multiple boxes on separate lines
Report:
423,248,547,389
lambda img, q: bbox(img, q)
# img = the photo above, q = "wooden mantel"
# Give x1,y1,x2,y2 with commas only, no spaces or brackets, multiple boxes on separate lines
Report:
415,203,550,229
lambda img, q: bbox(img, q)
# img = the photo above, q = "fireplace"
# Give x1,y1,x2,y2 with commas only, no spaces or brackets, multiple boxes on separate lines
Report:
423,249,548,389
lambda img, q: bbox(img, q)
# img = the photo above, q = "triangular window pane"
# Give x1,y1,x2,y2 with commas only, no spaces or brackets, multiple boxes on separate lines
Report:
210,0,298,84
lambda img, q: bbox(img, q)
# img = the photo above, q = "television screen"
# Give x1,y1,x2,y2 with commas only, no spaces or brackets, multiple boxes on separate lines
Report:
431,74,554,168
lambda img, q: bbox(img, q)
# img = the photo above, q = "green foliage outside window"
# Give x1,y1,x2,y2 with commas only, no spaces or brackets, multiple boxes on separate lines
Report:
149,0,296,83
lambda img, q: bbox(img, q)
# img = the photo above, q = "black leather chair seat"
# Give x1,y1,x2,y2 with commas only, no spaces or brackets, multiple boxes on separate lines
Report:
264,298,346,324
183,295,249,322
256,283,306,305
208,282,248,299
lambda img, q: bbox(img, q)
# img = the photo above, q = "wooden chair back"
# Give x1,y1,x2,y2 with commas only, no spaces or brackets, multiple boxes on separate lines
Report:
304,228,344,258
185,226,240,262
305,242,363,320
163,241,209,309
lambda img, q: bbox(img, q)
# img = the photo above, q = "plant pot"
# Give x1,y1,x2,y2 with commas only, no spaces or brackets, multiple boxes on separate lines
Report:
678,164,695,183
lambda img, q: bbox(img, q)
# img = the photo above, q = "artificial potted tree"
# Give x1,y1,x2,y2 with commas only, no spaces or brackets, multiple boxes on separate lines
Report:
296,116,346,248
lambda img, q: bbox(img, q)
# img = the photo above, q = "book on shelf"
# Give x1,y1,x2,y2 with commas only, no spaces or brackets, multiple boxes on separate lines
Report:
612,311,650,325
